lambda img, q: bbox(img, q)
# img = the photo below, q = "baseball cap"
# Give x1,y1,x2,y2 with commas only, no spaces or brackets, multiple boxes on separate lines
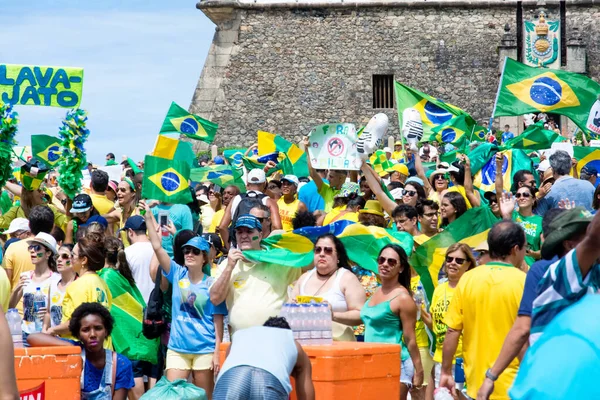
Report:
183,236,210,253
70,193,93,213
107,180,118,194
541,207,593,260
581,166,598,177
406,176,424,186
119,215,147,233
5,218,30,234
201,233,225,255
213,156,225,165
247,169,266,184
281,175,299,186
235,214,262,231
537,159,551,172
394,140,403,146
388,163,409,176
28,232,58,256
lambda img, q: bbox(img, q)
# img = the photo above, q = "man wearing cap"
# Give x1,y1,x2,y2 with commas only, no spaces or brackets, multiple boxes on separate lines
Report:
218,169,282,246
122,216,154,304
277,175,306,232
3,218,31,253
440,221,527,400
477,208,587,400
392,140,404,161
579,165,598,188
387,164,409,184
210,215,302,336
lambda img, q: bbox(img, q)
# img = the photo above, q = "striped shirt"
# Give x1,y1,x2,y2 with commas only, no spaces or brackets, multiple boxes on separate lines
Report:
530,248,600,344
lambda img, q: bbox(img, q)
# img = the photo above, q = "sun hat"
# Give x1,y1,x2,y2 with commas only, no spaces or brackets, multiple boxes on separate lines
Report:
541,168,555,186
537,159,551,172
394,140,403,146
5,218,30,234
383,147,392,153
235,214,263,231
28,232,58,256
334,182,363,198
107,180,118,194
70,193,93,213
359,200,385,217
183,236,210,253
541,207,593,260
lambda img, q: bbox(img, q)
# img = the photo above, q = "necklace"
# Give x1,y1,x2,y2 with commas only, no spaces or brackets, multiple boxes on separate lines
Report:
313,268,338,297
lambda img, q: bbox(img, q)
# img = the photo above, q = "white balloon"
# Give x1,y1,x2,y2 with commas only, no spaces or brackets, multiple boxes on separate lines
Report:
356,113,388,160
402,108,423,150
586,99,600,136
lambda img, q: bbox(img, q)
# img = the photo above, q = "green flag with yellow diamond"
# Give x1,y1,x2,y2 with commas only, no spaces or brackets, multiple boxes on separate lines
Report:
160,102,218,144
493,57,600,133
190,165,246,193
142,155,192,204
31,135,62,167
501,121,565,150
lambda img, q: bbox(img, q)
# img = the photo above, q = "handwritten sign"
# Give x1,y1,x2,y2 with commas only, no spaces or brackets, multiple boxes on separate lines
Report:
0,64,83,108
307,123,361,170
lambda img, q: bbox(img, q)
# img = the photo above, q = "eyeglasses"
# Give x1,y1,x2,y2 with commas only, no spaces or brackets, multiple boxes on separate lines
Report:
59,253,71,260
315,246,334,255
434,174,448,181
255,216,269,223
28,244,43,252
446,256,466,265
377,256,398,268
117,187,129,193
423,212,439,218
515,192,531,199
402,190,417,197
183,247,202,256
525,180,536,187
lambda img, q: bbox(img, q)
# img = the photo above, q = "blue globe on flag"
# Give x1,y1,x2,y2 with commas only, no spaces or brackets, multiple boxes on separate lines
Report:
179,117,199,135
440,128,457,143
530,77,562,106
161,172,181,192
481,155,508,186
48,146,61,162
424,102,453,125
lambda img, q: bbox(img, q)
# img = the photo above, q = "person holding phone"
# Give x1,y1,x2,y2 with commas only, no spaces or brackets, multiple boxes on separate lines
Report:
151,202,193,258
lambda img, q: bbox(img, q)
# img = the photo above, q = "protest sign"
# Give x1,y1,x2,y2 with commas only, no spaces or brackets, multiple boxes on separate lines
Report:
99,165,123,182
0,64,83,108
550,142,574,158
307,123,361,170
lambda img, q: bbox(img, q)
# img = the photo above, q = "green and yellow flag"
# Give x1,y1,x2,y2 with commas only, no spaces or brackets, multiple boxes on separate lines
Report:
190,165,246,193
430,115,475,148
574,146,600,177
142,155,192,204
151,135,197,167
31,135,62,167
411,207,498,301
502,121,565,150
369,150,394,176
160,102,218,143
258,131,308,177
494,58,600,133
223,148,246,171
98,268,159,364
469,143,534,193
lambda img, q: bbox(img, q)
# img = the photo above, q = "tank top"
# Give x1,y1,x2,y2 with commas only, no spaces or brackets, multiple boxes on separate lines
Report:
277,197,300,231
217,326,297,394
299,268,348,312
360,294,409,361
49,279,67,327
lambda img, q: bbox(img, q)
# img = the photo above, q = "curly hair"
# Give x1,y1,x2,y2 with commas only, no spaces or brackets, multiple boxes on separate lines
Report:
68,302,114,338
263,316,291,330
358,212,387,228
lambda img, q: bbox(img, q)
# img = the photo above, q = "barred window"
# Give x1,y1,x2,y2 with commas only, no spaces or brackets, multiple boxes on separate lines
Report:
372,74,394,109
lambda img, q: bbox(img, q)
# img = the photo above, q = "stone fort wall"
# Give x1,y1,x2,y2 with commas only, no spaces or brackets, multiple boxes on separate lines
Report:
191,1,600,148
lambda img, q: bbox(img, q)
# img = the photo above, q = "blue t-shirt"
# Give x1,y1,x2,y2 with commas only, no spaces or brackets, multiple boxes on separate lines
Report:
163,260,228,354
152,204,193,257
84,352,134,392
298,180,326,213
517,257,557,317
535,176,595,215
502,131,514,143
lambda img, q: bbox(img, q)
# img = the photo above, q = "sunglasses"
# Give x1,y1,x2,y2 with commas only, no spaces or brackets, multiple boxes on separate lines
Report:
183,247,202,256
255,216,269,223
403,190,417,197
117,187,129,193
515,192,531,199
59,253,71,260
488,198,498,205
446,256,466,265
434,174,448,181
315,246,334,255
377,256,398,268
28,244,43,252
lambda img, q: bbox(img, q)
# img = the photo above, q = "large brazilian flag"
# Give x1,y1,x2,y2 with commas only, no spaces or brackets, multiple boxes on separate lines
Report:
160,101,218,144
142,155,192,204
494,57,600,133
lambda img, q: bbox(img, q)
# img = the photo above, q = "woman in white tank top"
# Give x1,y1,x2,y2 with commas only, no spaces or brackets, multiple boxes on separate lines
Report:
290,234,366,341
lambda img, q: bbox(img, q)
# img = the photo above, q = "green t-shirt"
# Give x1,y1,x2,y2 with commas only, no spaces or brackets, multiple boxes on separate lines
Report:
317,182,340,213
513,211,542,266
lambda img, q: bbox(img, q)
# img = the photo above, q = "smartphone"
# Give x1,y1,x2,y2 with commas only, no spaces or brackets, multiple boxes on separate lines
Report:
158,211,169,227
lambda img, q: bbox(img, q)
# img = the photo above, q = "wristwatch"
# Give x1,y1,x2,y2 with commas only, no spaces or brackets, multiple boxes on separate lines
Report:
485,368,498,382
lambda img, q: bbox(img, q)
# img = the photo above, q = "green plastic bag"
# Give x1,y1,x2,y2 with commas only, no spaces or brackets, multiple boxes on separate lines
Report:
140,377,207,400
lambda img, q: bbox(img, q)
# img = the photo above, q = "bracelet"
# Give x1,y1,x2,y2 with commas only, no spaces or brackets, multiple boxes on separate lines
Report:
485,368,498,382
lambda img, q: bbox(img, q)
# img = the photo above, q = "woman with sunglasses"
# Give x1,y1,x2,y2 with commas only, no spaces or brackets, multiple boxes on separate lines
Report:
142,202,226,397
421,243,476,399
414,153,448,205
440,192,468,229
104,178,140,246
401,181,427,208
44,244,77,332
9,232,60,335
0,183,68,231
290,234,366,341
360,244,423,400
499,187,542,267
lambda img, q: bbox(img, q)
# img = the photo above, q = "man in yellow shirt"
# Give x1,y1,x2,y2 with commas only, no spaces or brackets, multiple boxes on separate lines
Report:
89,170,115,215
440,221,526,400
277,175,306,231
208,185,240,233
209,215,301,336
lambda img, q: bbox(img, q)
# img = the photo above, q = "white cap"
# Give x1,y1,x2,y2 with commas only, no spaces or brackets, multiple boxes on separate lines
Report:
390,188,404,200
281,175,299,186
247,168,266,184
383,147,392,153
5,218,30,234
537,159,551,172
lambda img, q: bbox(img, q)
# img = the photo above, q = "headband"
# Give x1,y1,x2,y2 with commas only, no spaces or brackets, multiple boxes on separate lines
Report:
122,177,136,192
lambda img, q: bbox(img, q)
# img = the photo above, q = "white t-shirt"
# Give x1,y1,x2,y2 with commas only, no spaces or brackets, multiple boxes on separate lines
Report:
22,272,61,334
125,241,155,304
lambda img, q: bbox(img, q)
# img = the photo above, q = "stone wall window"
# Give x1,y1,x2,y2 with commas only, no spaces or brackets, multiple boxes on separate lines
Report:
372,74,394,109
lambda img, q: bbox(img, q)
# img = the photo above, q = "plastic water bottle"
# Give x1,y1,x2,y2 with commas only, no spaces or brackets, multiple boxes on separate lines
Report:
288,304,300,341
309,304,321,345
6,308,23,347
280,303,290,321
33,287,46,332
433,387,454,400
414,283,424,321
298,304,311,345
321,304,333,344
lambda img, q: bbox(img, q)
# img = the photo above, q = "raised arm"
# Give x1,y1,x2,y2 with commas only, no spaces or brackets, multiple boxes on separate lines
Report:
140,201,172,274
267,198,282,230
576,209,600,277
303,136,324,191
414,150,434,195
461,155,481,207
495,152,504,197
360,163,397,216
217,200,234,249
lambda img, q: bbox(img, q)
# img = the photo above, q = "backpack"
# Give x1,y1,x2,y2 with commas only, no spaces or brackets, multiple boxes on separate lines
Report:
228,191,268,247
142,266,167,340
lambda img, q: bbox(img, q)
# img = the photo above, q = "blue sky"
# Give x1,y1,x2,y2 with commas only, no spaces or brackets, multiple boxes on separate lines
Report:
3,0,215,164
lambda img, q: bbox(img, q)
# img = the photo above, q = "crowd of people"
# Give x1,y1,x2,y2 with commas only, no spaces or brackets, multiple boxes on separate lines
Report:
0,130,599,400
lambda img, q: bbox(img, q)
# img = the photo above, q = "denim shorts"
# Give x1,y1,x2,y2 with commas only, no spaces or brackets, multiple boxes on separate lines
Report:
400,357,415,386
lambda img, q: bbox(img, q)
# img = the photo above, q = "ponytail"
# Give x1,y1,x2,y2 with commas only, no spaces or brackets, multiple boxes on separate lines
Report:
104,236,136,287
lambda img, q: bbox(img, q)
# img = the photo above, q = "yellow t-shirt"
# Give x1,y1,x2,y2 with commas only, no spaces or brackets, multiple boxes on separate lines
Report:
413,234,431,246
61,273,112,348
0,205,67,231
446,185,472,209
89,193,115,215
200,204,215,234
0,267,10,312
411,276,430,349
3,239,33,291
391,151,404,161
277,197,300,231
208,209,225,233
430,281,462,363
317,183,340,213
444,262,525,400
214,259,301,337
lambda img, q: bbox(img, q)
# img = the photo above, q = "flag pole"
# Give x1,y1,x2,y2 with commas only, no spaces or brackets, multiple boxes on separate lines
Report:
490,56,509,132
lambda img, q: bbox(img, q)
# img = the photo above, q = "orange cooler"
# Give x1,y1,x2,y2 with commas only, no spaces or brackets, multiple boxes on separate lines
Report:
220,341,401,399
14,346,82,399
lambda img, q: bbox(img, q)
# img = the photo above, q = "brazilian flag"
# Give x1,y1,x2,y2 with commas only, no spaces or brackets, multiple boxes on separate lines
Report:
31,135,62,167
160,102,218,144
190,165,246,193
151,135,197,167
468,143,534,193
574,146,600,177
431,115,474,148
142,155,192,204
258,131,308,177
502,121,565,151
223,148,246,171
394,82,474,137
494,58,600,133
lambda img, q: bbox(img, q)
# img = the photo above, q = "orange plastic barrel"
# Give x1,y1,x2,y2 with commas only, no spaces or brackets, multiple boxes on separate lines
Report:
219,341,401,399
14,346,82,399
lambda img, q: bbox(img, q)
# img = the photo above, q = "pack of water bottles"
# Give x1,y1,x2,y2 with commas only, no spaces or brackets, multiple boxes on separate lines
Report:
280,302,333,346
6,308,24,348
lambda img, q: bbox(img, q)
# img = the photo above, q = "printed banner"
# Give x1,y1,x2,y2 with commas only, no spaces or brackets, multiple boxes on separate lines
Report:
307,123,361,170
19,382,45,400
0,64,84,108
